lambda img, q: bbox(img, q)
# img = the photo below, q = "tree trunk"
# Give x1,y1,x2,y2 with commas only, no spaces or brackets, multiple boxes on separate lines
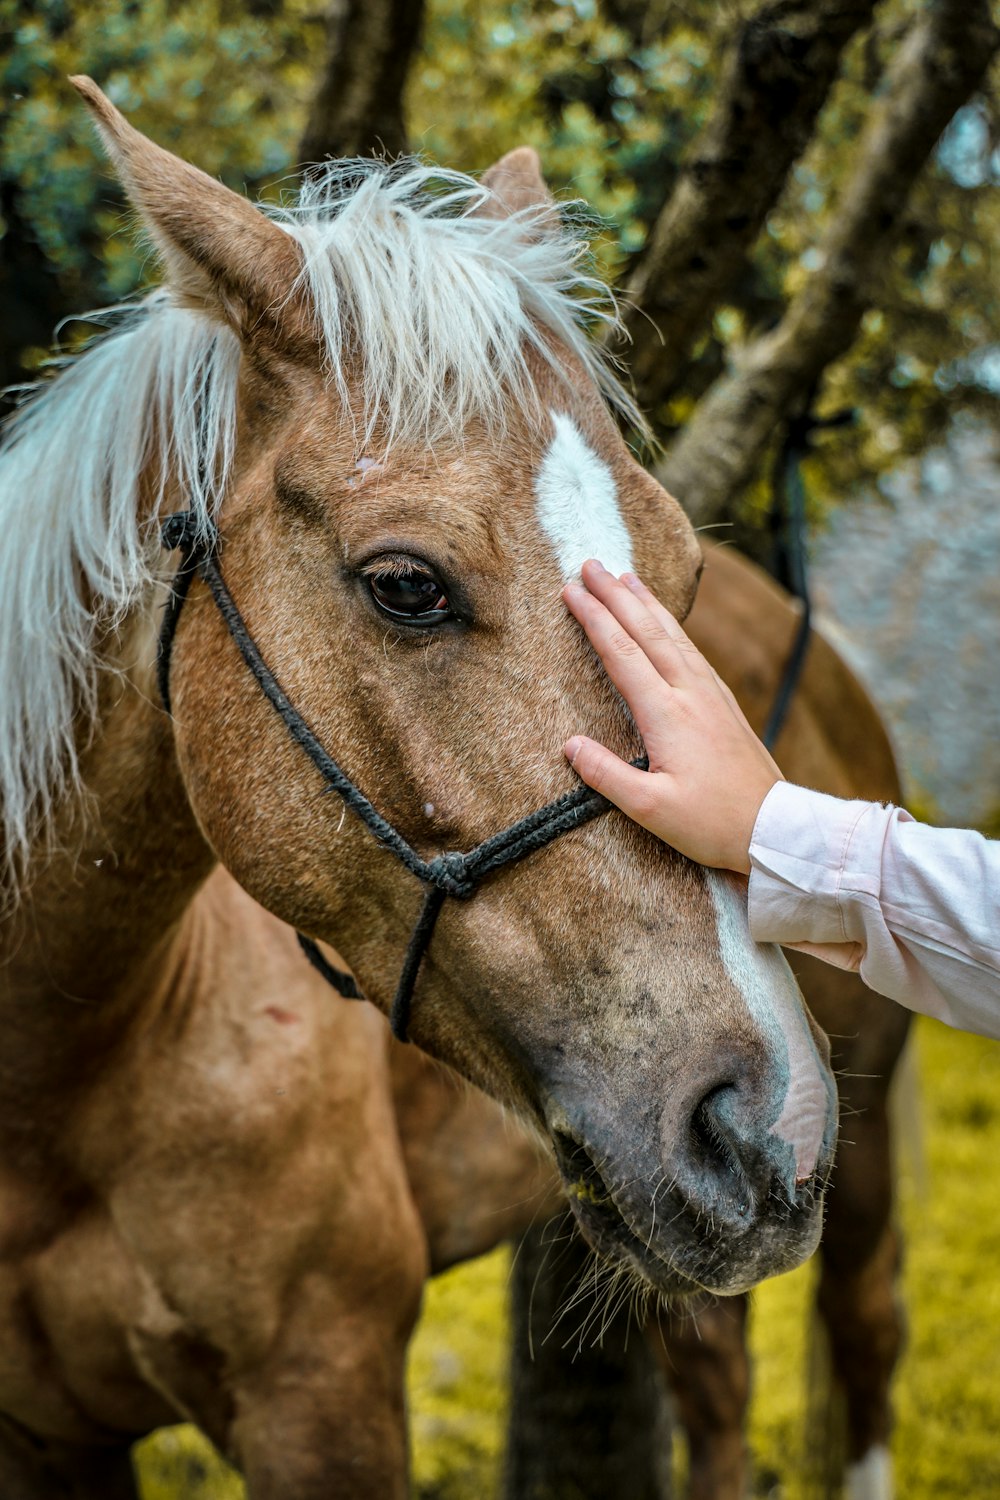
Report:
657,0,999,530
298,0,425,162
617,0,878,410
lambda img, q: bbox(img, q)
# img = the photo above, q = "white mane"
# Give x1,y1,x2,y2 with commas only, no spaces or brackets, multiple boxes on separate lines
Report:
0,156,637,885
277,161,637,444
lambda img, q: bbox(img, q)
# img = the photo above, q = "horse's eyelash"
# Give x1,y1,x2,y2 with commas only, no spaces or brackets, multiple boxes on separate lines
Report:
359,555,433,580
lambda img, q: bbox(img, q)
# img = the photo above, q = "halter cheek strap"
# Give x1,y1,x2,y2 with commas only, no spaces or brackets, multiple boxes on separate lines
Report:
157,511,646,1043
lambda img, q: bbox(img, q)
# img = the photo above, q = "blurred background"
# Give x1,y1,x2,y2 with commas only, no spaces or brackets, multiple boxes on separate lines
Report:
3,0,1000,1493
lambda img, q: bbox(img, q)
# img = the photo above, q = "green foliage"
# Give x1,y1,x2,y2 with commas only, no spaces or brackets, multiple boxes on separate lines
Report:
408,0,1000,508
4,0,998,519
0,0,321,374
407,0,716,275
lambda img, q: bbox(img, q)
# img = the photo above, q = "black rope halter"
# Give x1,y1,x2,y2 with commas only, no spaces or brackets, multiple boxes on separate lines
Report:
762,403,855,750
157,511,645,1044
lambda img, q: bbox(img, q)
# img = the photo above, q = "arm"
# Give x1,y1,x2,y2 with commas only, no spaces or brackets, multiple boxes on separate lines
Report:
563,560,1000,1040
749,781,1000,1038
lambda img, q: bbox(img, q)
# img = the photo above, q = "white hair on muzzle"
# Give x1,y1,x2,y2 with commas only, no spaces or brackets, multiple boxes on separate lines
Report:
0,155,637,891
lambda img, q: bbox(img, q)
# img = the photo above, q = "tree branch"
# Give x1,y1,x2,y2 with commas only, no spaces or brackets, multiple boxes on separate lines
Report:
298,0,425,163
616,0,878,410
656,0,999,530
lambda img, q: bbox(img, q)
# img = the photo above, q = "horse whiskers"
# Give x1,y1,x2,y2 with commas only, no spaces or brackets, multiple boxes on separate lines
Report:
549,1224,706,1357
514,1208,570,1362
573,1261,635,1355
645,1167,684,1252
546,1246,615,1350
603,1266,646,1349
594,1268,632,1349
633,1280,654,1339
547,1247,604,1332
570,1264,616,1352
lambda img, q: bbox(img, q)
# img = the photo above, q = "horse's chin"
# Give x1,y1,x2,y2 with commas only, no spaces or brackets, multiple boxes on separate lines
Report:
563,1191,704,1299
553,1130,827,1300
553,1130,704,1298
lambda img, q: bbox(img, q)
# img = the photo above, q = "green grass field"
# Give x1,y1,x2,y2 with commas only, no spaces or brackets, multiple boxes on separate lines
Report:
136,1015,1000,1498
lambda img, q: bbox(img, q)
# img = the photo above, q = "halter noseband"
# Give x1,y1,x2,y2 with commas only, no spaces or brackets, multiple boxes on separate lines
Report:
157,511,645,1044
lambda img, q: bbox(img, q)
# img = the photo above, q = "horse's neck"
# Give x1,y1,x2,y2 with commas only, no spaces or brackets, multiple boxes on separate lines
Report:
0,597,215,1057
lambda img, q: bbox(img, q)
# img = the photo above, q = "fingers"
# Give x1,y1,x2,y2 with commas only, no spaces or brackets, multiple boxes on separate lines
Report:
618,571,709,669
564,735,657,820
563,560,718,748
607,571,783,782
576,560,695,685
710,666,763,740
609,567,762,740
562,582,673,731
561,563,783,870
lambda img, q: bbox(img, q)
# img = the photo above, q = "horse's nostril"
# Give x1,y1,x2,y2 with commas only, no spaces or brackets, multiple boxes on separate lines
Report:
687,1083,755,1220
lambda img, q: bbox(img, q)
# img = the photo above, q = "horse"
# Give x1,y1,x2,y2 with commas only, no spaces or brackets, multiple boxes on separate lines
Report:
394,546,909,1500
0,80,837,1497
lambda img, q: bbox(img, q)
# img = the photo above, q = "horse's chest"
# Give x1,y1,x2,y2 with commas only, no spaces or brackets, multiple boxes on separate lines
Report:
0,1182,173,1442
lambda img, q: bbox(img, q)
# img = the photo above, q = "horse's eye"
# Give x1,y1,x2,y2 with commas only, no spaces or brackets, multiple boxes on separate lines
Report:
367,564,452,624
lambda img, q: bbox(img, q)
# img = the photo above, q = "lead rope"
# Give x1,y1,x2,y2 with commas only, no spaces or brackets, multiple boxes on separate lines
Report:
157,512,645,1042
762,406,854,751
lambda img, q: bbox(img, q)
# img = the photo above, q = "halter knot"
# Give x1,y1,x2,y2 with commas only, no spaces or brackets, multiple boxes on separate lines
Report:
427,852,475,899
161,510,202,554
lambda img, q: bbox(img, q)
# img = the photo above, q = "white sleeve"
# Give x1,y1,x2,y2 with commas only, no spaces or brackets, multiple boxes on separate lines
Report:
747,781,1000,1039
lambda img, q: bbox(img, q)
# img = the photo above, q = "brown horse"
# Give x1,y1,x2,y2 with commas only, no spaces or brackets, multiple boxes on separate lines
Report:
0,84,836,1496
397,546,909,1500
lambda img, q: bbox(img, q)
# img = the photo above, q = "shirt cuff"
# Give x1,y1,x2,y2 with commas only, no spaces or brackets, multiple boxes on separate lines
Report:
747,781,878,948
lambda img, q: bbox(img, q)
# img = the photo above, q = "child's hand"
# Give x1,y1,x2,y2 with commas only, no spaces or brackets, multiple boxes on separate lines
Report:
563,560,783,874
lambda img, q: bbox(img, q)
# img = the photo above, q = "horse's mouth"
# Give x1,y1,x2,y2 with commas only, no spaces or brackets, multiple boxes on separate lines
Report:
551,1130,702,1297
552,1126,829,1300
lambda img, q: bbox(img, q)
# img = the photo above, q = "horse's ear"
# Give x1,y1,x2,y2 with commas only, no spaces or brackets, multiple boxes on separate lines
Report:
70,76,302,333
479,147,555,221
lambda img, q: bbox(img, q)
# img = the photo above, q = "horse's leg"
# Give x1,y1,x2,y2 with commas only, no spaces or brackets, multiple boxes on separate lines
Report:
131,1260,419,1500
230,1330,412,1500
504,1221,673,1500
814,1113,904,1499
0,1416,138,1500
652,1296,750,1500
791,956,911,1500
816,1216,900,1500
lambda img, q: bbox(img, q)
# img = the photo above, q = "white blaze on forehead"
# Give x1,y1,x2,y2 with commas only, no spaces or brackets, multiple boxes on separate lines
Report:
534,411,634,579
706,872,832,1184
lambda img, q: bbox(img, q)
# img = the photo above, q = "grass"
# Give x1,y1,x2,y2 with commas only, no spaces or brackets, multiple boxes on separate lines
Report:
135,1015,1000,1498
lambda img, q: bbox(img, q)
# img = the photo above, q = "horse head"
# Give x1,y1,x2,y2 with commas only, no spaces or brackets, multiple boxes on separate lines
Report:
66,78,836,1296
